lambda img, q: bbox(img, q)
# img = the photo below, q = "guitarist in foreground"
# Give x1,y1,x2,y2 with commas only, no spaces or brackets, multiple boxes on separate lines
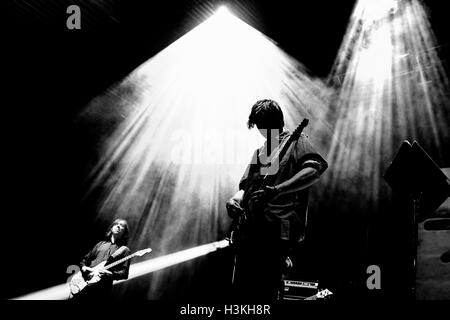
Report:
72,218,131,300
226,99,328,301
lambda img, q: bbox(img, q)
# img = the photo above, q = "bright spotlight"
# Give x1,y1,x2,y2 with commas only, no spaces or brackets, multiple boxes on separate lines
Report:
362,0,400,22
76,3,331,299
216,5,230,17
13,240,230,300
326,0,450,213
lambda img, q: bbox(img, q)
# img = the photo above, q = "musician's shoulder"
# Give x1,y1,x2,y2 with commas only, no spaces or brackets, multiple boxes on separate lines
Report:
93,240,107,248
121,246,131,256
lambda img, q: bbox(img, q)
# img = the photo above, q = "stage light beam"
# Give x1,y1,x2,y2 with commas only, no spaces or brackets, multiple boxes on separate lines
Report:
74,5,331,299
13,240,230,300
326,0,450,214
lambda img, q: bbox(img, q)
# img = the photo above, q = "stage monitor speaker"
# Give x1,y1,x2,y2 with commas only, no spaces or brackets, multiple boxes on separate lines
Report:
416,168,450,300
278,279,319,300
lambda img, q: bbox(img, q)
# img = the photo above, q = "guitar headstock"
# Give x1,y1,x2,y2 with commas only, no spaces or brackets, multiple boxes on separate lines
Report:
316,289,333,299
135,248,152,257
291,118,309,140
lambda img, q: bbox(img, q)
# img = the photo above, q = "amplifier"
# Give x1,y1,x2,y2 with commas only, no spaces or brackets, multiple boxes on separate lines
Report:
279,279,319,300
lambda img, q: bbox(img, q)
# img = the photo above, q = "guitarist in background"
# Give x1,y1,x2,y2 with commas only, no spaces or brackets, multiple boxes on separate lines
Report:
75,218,131,299
226,99,328,300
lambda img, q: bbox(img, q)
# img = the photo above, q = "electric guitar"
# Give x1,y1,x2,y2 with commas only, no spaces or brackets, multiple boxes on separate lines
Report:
69,248,152,297
304,288,333,300
229,119,310,244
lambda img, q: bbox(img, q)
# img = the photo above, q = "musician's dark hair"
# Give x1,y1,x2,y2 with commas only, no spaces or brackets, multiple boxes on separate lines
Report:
247,99,285,130
105,218,130,245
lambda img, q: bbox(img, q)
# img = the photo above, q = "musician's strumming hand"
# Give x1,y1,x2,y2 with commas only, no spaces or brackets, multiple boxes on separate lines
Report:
247,185,279,213
249,185,279,203
81,266,94,280
81,266,93,273
263,185,280,198
285,256,293,269
226,198,245,219
98,267,113,278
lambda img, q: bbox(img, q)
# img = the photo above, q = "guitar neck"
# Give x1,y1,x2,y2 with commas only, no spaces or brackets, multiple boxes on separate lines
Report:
260,121,307,183
104,253,135,270
304,289,332,300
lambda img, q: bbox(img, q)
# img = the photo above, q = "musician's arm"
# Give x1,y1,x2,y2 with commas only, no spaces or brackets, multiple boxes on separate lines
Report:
274,134,328,196
226,149,256,217
230,149,256,206
81,265,93,274
226,190,245,218
275,163,323,195
110,248,131,281
275,129,329,195
231,190,244,204
111,263,130,280
79,242,101,274
79,255,90,272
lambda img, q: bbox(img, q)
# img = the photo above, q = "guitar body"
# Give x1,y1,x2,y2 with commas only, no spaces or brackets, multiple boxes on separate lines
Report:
69,261,107,297
68,248,152,299
69,272,88,296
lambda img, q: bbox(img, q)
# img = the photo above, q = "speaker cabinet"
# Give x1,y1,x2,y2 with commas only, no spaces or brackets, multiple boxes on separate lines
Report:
416,168,450,300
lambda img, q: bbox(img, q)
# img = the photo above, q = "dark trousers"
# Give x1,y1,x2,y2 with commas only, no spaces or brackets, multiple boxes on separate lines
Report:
231,236,286,301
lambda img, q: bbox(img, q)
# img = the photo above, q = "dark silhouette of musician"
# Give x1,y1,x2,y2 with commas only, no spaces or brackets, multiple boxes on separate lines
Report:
226,99,328,300
74,219,131,299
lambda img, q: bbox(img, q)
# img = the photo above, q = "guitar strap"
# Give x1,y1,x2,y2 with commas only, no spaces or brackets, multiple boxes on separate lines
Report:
257,131,304,242
277,133,302,171
241,137,289,208
259,132,301,188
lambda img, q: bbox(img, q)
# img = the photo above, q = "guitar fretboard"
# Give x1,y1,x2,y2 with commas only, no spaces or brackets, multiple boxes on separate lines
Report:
258,119,308,186
105,253,136,270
